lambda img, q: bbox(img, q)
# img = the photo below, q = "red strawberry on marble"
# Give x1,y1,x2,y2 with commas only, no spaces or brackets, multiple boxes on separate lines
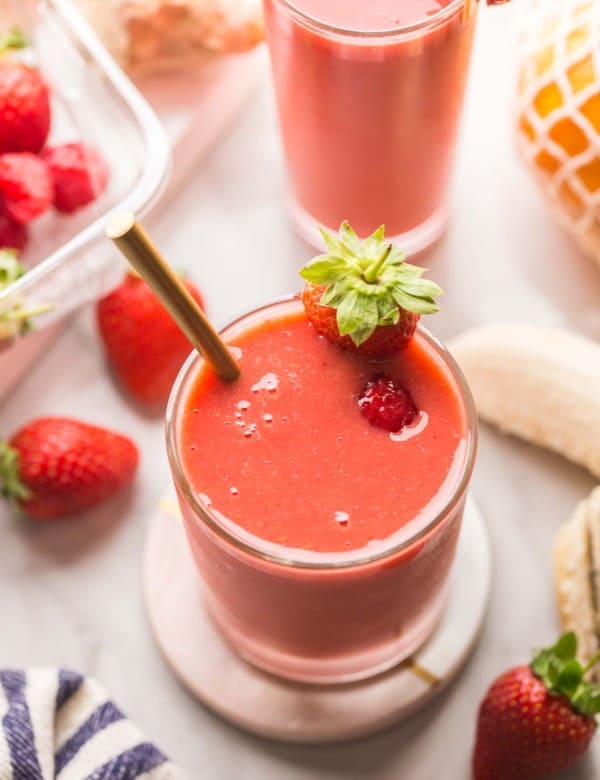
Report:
0,417,138,520
97,272,206,405
473,633,600,779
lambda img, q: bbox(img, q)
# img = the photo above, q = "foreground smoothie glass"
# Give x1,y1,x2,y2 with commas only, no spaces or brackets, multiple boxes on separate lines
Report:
167,296,478,684
264,0,478,251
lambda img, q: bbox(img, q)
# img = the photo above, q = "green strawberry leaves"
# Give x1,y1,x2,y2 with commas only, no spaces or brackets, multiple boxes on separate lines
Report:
531,633,600,717
554,632,578,660
336,291,378,345
301,255,351,285
0,249,25,287
300,221,443,345
0,28,27,56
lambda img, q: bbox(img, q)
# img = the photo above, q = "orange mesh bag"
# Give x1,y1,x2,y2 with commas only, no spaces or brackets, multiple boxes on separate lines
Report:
516,0,600,264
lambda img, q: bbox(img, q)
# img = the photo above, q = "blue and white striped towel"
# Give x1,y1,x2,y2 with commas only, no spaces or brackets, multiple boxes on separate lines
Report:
0,669,186,779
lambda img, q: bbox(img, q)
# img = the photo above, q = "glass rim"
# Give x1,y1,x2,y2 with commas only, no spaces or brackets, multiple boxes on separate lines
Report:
166,295,478,571
269,0,467,38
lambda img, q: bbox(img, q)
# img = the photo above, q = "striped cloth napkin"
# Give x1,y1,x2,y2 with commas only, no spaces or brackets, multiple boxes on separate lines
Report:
0,669,186,779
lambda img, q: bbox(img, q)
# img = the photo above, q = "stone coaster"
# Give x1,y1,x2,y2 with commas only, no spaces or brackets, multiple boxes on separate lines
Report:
143,496,491,744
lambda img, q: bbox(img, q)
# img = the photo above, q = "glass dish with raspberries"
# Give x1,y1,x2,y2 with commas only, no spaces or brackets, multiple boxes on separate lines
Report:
0,0,170,398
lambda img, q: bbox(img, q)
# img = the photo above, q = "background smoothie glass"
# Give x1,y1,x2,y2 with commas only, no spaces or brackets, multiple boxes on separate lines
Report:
166,296,478,684
263,0,478,252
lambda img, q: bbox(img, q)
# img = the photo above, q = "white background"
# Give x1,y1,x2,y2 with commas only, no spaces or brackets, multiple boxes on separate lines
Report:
1,3,600,778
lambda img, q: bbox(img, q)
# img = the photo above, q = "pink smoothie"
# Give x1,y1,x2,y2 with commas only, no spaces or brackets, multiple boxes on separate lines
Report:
169,298,476,682
264,0,477,242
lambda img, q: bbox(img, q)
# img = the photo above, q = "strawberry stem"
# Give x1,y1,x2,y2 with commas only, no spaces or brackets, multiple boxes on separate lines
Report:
0,302,55,342
531,633,600,717
363,244,392,284
0,28,26,55
1,303,55,322
0,441,30,505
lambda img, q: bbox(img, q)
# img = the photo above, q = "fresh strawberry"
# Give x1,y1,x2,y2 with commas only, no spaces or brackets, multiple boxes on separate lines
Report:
0,204,27,250
97,272,205,405
473,633,600,779
300,222,442,359
43,143,109,214
0,57,51,154
0,153,53,224
0,417,139,520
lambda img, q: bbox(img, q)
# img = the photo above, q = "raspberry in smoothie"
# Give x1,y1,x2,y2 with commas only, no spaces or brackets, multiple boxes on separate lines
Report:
180,304,466,554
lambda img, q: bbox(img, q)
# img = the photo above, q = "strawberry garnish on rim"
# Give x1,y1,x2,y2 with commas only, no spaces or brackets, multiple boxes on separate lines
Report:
300,221,442,359
473,632,600,779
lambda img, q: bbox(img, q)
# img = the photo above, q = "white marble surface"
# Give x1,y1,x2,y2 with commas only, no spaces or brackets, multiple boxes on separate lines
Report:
1,4,599,778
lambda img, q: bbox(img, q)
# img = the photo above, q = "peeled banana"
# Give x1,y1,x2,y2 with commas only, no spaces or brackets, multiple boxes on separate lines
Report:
449,323,600,478
554,487,600,676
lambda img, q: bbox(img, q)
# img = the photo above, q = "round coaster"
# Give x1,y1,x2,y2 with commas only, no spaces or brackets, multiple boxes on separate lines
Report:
143,496,491,744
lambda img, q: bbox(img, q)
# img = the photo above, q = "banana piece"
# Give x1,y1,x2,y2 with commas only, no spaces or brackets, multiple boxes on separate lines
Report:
449,323,600,478
554,487,600,678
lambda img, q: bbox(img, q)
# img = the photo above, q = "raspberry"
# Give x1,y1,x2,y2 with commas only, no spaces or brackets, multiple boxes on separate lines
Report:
0,205,27,251
43,143,109,214
0,153,53,224
358,373,418,432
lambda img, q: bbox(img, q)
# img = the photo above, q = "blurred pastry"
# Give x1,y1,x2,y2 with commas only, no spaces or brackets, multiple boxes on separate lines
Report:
554,487,600,677
75,0,263,71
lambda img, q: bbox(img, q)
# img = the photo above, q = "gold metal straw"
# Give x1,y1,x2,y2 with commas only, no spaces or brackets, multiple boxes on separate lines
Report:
106,212,240,382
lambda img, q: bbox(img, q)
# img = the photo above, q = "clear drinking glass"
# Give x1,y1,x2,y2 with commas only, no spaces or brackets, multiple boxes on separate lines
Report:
263,0,479,252
166,297,478,684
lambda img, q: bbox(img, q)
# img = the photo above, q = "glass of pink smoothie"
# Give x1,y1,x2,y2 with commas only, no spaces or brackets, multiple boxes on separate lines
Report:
166,296,478,684
264,0,479,252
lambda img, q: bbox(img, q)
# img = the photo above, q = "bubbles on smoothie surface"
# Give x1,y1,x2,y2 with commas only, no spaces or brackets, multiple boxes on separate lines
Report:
199,493,213,507
334,511,350,526
230,385,279,439
252,373,279,393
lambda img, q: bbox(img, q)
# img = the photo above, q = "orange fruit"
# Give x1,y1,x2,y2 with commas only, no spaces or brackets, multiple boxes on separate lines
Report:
516,0,600,263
